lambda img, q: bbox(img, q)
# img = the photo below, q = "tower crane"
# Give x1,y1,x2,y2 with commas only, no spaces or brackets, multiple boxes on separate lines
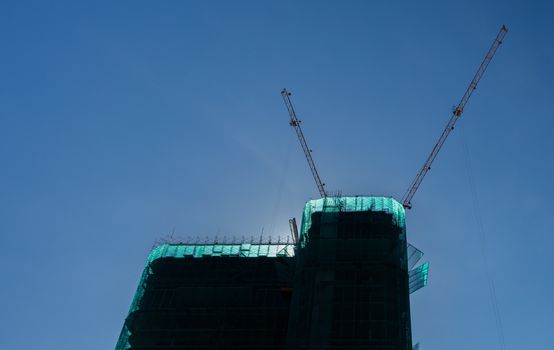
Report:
402,25,508,209
281,88,328,198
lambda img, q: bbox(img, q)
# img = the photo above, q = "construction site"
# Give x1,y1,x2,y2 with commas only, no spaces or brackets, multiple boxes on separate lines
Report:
115,25,508,350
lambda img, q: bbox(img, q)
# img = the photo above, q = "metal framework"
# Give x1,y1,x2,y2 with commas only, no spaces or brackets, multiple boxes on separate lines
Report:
281,88,328,198
289,217,299,244
402,25,508,209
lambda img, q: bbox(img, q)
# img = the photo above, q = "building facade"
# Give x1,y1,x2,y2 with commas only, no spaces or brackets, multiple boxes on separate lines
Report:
115,196,428,350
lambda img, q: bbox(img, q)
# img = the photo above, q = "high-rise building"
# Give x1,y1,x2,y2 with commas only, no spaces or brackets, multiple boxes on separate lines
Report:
115,196,428,350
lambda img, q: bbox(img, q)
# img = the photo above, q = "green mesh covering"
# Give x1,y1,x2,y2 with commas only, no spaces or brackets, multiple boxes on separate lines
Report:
115,197,422,349
115,242,295,350
147,242,294,260
299,196,406,247
409,262,429,294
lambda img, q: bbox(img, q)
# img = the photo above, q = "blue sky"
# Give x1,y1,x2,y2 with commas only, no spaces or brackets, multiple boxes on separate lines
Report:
1,1,553,349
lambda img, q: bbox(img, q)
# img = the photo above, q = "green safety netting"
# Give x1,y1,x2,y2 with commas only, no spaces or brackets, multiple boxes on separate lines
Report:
147,242,294,260
116,197,422,349
115,242,295,350
409,261,429,294
407,243,430,295
299,196,406,247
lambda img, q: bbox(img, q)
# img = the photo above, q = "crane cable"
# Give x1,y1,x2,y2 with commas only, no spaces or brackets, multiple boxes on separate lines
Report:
461,132,507,350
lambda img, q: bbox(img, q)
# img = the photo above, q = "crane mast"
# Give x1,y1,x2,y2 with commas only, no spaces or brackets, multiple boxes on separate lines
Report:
281,88,328,198
402,25,508,209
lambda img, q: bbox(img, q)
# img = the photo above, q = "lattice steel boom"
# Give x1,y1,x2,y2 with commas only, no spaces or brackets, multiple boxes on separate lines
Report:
281,88,327,198
402,25,508,209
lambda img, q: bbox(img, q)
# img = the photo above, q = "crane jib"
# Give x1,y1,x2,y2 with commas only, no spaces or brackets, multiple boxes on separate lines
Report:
401,25,508,209
281,89,328,198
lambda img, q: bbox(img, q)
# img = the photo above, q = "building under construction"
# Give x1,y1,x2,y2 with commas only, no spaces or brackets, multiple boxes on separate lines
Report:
115,196,428,350
115,25,506,350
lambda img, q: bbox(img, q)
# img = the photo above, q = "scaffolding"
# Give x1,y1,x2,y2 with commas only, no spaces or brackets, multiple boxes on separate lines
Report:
287,196,426,349
115,196,428,350
115,242,295,350
299,196,406,248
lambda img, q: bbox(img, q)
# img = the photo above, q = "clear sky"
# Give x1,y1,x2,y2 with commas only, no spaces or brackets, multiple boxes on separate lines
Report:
1,1,553,349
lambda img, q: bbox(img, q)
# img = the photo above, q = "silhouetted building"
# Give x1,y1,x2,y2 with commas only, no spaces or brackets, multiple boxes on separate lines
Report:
115,196,428,350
